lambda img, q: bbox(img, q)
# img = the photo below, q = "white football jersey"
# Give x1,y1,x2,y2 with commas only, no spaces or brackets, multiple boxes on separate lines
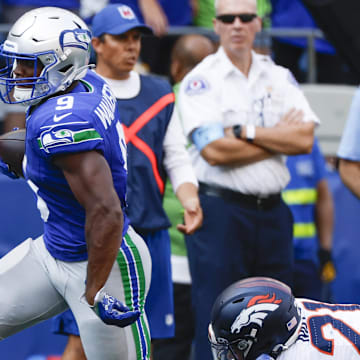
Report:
278,298,360,359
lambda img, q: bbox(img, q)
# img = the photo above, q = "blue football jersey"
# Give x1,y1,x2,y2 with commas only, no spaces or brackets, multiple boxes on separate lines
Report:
24,70,129,261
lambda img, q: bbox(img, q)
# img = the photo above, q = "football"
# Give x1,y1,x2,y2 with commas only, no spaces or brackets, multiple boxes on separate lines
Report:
0,128,26,178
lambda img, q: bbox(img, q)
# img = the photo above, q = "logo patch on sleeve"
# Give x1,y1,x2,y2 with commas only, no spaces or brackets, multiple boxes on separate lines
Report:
38,126,102,153
185,77,210,95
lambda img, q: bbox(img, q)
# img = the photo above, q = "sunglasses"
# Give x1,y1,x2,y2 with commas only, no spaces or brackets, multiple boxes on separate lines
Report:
216,13,257,24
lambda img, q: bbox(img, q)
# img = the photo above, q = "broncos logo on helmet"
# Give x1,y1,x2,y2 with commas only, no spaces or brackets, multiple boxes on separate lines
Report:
231,294,282,334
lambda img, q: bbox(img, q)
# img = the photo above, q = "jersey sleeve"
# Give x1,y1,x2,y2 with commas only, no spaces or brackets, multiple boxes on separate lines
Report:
34,112,104,158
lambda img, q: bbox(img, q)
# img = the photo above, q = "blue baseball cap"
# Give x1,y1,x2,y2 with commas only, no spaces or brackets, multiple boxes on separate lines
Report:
91,4,153,37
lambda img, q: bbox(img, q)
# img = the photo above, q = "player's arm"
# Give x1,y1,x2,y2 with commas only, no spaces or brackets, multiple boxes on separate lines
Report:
338,159,360,199
53,150,123,304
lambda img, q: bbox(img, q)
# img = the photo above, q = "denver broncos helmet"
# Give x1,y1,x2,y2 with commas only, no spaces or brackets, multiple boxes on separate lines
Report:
208,277,301,360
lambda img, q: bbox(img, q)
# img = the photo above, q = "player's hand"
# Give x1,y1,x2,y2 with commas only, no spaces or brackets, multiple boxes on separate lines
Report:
177,197,203,235
0,159,19,179
318,248,336,283
90,289,140,327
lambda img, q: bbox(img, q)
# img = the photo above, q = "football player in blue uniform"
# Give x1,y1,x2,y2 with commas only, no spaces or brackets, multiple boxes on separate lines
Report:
50,3,203,360
0,7,152,360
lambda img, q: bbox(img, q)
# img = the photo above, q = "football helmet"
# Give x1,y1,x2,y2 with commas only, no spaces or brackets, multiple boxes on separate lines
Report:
0,7,91,105
209,277,301,360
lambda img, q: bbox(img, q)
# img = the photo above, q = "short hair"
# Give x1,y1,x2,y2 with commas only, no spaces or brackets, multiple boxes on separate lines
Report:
214,0,257,15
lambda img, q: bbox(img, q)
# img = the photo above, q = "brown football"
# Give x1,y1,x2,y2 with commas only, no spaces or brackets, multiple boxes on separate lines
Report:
0,128,26,178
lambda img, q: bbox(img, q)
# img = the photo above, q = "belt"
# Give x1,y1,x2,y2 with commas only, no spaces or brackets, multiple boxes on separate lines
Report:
199,182,281,210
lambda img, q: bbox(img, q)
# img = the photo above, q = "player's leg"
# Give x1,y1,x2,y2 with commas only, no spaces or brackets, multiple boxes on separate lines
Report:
65,226,152,360
0,237,67,339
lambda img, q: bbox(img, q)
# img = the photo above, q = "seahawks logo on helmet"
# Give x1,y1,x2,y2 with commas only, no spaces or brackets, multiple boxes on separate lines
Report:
231,294,282,334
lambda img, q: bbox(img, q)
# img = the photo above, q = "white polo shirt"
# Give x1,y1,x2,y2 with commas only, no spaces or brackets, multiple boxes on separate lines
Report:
178,47,319,196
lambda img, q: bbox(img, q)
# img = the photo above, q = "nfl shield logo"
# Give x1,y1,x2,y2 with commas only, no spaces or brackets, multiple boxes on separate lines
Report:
118,5,135,20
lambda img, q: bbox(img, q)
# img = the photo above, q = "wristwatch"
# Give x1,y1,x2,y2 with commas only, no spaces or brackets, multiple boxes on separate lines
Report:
232,124,243,139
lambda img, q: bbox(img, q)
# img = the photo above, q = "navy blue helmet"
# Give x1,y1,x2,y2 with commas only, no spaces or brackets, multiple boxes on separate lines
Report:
208,277,301,360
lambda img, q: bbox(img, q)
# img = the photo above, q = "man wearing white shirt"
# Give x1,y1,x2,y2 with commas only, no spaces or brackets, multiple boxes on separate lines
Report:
51,4,203,359
177,0,319,359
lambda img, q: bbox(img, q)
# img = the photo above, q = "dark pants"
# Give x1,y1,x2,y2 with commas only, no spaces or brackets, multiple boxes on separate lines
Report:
186,192,294,360
152,283,194,360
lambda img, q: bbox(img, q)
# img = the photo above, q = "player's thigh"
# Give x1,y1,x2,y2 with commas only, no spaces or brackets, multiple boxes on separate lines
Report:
0,237,66,338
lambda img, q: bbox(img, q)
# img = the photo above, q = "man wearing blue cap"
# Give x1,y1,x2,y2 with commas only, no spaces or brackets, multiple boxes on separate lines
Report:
52,4,203,359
